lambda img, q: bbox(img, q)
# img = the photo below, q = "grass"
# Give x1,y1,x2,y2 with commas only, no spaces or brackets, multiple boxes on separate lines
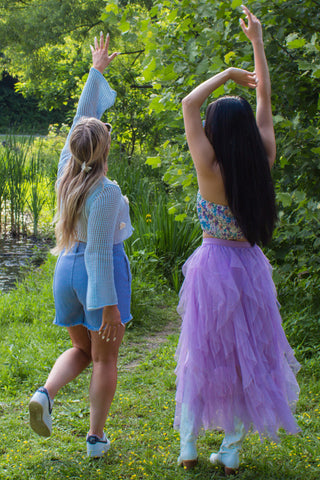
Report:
0,259,319,479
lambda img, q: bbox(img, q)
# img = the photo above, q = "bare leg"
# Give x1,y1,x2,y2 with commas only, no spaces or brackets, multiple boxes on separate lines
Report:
88,326,125,438
44,325,92,400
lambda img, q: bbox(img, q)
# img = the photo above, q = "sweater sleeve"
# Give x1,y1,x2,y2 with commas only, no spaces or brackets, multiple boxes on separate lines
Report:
84,183,121,310
57,68,117,179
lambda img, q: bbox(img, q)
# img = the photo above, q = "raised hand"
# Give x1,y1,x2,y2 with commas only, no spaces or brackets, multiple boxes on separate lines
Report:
90,32,119,74
240,5,263,45
228,67,258,89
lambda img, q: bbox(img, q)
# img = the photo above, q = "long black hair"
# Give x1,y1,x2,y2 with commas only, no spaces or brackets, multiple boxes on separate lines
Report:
204,95,277,246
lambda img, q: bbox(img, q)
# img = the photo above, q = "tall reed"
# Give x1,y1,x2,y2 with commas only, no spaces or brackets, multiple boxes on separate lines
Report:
0,145,7,234
27,149,47,237
4,136,31,236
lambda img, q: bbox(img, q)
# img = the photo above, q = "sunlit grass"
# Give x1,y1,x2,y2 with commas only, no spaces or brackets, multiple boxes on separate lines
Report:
0,254,319,479
0,332,319,479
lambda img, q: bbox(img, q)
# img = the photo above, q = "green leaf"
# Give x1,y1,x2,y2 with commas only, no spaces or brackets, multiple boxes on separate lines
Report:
313,237,320,248
175,213,187,222
168,206,177,215
286,33,306,49
119,20,131,33
212,84,225,98
293,190,306,203
168,9,178,22
277,192,292,207
196,58,209,75
145,156,161,168
224,51,236,65
105,1,119,14
149,96,166,113
312,67,320,79
231,0,242,10
143,58,156,82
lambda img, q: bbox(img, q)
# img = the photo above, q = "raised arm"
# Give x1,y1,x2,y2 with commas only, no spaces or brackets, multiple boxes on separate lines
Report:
58,33,118,178
240,5,276,166
182,68,257,175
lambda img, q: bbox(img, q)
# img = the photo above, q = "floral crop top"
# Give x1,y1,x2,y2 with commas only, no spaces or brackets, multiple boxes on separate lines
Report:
197,192,245,241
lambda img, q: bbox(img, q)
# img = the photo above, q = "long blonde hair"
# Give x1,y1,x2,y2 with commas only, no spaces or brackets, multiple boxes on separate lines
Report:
53,117,111,254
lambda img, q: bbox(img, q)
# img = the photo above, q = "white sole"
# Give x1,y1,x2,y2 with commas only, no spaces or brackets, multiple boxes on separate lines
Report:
29,395,52,437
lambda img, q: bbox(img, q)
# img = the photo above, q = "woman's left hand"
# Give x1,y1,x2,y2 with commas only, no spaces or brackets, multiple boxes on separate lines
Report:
90,32,119,74
99,304,125,342
240,5,263,46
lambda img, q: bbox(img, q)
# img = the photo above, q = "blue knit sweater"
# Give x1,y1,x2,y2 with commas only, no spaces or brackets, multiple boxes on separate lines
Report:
58,68,133,310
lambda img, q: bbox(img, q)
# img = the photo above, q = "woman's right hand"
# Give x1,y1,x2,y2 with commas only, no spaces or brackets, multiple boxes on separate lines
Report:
228,67,258,89
90,32,119,74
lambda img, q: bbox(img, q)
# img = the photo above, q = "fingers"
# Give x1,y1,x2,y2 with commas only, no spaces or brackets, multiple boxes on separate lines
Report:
98,323,125,343
92,32,110,51
104,32,110,51
241,5,252,21
100,31,104,49
243,72,258,88
239,17,247,34
241,5,260,26
231,68,258,89
240,5,250,28
241,5,250,15
108,51,119,62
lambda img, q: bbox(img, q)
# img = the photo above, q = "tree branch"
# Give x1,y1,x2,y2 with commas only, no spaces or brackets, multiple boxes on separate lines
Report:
118,50,145,56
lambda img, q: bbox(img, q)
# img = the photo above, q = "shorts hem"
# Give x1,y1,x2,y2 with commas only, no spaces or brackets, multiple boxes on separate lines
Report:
53,314,133,330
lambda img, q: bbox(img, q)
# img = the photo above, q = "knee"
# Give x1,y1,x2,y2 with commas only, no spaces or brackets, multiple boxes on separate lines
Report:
74,344,92,363
91,350,118,365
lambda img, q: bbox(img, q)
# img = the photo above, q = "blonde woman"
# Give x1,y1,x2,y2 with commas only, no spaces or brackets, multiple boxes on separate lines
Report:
29,33,133,458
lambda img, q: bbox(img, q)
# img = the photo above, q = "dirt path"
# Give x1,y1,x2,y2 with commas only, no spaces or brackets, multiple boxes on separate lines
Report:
120,316,180,371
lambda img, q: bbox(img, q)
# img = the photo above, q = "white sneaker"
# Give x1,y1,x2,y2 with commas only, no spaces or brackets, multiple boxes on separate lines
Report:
29,387,53,437
86,433,111,458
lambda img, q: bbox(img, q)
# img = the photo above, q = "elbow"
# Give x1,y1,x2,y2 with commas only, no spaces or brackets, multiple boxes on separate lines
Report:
182,94,198,114
268,145,276,168
269,153,276,168
182,95,191,108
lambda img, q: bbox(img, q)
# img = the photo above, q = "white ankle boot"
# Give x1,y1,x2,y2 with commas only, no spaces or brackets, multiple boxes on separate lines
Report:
178,404,198,469
210,418,246,475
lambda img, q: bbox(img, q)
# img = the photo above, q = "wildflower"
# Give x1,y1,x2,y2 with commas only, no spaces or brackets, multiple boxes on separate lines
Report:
146,214,152,223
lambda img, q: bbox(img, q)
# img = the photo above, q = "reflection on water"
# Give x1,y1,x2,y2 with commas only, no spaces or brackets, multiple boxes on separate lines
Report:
0,237,51,293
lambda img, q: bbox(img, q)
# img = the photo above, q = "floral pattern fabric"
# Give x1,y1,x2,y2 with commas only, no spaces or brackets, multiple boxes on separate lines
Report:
197,192,245,241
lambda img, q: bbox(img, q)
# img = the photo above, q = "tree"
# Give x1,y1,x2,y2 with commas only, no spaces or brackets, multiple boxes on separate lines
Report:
0,0,156,150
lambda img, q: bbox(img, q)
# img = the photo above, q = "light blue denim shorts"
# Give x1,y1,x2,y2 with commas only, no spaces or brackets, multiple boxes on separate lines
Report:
53,241,132,331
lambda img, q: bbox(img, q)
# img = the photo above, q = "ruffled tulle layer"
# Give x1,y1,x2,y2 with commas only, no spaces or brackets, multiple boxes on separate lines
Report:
174,238,301,442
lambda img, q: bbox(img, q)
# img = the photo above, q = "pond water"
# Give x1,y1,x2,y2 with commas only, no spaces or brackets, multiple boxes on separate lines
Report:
0,237,51,293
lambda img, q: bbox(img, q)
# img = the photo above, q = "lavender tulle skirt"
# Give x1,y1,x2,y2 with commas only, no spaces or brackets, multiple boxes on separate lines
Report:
174,238,301,441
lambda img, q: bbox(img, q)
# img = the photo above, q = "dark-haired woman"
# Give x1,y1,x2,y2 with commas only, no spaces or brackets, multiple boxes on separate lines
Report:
29,33,133,458
174,6,300,475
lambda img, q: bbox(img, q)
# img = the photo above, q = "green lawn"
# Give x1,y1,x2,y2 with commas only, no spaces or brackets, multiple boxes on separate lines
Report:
0,257,319,479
